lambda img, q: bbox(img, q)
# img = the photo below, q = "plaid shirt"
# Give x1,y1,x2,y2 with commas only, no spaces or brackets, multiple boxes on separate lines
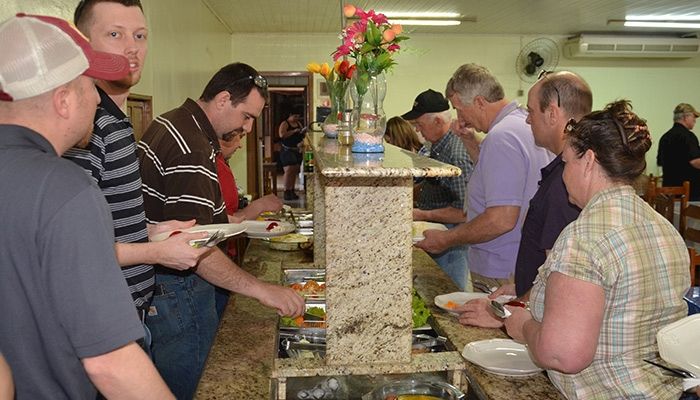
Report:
417,131,472,210
530,185,689,399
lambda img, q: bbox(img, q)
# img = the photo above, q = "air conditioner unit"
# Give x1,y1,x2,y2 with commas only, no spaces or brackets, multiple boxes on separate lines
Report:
564,34,700,58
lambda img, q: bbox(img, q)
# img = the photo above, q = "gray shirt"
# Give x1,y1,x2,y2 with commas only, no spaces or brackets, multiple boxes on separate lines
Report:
0,125,144,399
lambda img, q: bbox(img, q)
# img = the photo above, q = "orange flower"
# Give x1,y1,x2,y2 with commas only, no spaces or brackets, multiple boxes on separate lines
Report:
343,4,356,18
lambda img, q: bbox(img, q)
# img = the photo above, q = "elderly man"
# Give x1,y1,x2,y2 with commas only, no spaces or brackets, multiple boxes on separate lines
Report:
457,71,592,328
0,14,172,398
137,62,304,399
402,89,473,290
657,103,700,200
416,63,553,289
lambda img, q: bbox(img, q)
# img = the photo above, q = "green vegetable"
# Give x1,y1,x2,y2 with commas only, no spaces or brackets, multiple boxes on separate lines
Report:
411,289,431,328
305,306,325,318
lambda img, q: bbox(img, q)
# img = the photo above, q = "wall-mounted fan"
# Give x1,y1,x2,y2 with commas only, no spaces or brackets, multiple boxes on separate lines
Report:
515,38,560,83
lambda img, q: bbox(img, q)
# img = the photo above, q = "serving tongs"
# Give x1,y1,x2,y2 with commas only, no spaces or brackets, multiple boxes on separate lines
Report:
644,359,696,379
282,205,298,229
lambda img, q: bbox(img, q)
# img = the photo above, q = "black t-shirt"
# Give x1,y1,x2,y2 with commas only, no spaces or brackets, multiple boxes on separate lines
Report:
657,123,700,200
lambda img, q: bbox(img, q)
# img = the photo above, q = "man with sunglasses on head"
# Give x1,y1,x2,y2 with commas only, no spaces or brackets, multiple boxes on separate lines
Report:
137,62,304,399
455,71,592,328
415,63,553,291
64,0,210,351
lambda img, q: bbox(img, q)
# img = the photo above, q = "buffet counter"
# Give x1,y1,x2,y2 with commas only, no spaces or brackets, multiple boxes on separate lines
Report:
196,240,563,399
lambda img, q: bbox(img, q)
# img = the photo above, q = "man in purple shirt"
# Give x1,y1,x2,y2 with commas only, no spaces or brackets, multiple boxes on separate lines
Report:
416,63,553,289
457,71,593,328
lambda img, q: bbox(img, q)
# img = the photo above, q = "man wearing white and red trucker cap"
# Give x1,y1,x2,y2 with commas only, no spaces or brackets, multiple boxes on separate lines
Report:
0,13,173,399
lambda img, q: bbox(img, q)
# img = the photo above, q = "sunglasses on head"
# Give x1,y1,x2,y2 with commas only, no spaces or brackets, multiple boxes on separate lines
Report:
230,74,268,90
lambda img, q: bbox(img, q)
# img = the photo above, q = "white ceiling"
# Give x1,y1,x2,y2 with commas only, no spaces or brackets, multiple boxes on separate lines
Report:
204,0,700,36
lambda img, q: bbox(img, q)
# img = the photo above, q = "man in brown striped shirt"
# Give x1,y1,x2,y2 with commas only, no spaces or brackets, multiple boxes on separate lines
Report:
137,62,304,399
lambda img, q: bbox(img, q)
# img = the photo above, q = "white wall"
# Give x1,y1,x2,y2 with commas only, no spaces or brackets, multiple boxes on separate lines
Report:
232,32,700,176
3,1,700,183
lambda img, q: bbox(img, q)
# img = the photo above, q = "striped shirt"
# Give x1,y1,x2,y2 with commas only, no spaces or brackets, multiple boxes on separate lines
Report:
137,98,227,230
63,87,153,312
530,185,689,399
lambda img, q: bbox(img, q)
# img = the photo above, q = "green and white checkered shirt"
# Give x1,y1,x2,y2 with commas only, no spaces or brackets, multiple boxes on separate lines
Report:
530,185,690,399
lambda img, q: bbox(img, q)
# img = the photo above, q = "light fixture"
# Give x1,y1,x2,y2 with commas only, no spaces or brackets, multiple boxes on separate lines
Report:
608,15,700,29
349,10,473,27
388,19,462,26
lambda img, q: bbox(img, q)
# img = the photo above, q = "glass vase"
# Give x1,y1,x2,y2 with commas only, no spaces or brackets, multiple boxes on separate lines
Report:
321,81,350,139
349,70,386,153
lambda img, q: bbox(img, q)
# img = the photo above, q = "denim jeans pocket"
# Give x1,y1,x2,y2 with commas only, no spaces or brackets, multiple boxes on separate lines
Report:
146,292,185,346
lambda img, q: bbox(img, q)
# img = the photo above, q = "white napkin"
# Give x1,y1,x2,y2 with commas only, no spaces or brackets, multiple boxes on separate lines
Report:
683,378,700,391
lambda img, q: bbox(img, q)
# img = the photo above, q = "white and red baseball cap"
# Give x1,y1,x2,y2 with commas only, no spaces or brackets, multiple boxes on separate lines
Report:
0,13,130,101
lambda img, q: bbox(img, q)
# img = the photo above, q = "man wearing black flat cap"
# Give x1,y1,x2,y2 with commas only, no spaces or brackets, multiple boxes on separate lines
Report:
402,89,474,290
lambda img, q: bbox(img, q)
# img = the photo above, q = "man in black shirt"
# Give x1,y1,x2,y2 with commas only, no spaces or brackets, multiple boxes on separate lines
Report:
657,103,700,200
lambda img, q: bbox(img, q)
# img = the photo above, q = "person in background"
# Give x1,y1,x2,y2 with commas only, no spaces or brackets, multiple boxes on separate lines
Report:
457,71,591,328
214,132,284,318
657,103,700,200
138,62,304,399
279,112,306,200
504,100,690,399
402,89,474,290
385,116,423,153
63,0,209,338
415,64,553,290
0,13,172,398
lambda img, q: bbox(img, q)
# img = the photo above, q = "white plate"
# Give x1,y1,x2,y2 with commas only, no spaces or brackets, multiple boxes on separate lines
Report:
242,220,296,238
150,223,246,246
462,339,543,377
657,314,700,376
434,292,514,316
412,221,448,243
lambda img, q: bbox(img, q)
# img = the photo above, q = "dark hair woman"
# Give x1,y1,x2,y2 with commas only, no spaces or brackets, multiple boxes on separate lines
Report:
503,100,690,399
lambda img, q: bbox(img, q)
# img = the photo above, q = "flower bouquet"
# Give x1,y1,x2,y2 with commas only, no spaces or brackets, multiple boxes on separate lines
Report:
307,60,355,139
333,4,409,153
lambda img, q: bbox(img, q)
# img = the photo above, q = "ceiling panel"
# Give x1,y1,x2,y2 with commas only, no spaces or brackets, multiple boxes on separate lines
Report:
203,0,700,36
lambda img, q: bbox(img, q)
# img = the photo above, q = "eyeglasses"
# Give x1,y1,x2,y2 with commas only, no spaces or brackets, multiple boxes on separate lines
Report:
537,70,561,108
230,75,268,90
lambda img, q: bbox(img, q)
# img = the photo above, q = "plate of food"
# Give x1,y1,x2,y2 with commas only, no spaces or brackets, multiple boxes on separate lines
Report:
150,223,246,247
462,339,543,377
242,220,295,239
268,233,311,251
434,292,515,316
412,221,448,243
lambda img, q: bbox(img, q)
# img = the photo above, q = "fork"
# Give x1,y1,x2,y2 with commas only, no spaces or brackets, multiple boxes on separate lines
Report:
195,230,224,248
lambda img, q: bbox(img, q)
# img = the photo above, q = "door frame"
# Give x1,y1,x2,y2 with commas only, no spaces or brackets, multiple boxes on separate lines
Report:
246,71,313,198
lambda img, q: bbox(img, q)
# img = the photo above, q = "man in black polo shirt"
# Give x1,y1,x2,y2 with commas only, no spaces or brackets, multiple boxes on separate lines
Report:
0,13,172,398
455,71,592,328
657,103,700,200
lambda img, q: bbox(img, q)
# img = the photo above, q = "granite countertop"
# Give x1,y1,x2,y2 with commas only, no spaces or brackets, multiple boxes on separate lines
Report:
311,133,461,178
196,241,563,400
412,250,564,400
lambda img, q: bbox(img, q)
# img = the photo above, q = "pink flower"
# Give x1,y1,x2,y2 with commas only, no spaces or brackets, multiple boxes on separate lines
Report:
387,44,401,52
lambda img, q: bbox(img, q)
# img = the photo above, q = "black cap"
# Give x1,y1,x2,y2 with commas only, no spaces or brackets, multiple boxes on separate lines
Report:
401,89,450,120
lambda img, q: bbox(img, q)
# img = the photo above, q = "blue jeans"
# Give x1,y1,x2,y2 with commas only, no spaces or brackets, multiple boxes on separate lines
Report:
430,224,469,291
145,273,218,400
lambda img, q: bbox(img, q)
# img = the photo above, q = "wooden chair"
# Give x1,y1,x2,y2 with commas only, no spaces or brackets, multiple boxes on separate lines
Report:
688,248,700,286
640,174,657,204
654,193,675,224
650,181,690,237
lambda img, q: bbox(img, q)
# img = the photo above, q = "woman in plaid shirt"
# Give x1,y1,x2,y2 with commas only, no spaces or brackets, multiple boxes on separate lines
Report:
504,100,691,399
